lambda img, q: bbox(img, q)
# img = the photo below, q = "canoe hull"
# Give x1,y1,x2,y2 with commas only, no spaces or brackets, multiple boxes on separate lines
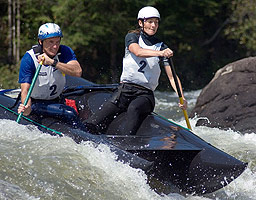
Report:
0,77,247,194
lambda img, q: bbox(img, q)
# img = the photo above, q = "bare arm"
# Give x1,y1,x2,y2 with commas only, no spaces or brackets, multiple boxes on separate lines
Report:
18,83,32,116
38,53,82,77
129,43,173,58
54,60,82,77
164,65,188,110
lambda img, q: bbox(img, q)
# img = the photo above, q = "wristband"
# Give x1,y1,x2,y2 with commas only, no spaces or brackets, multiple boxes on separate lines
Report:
52,58,58,67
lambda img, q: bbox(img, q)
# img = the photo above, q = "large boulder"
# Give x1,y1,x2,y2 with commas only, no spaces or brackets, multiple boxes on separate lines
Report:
190,57,256,133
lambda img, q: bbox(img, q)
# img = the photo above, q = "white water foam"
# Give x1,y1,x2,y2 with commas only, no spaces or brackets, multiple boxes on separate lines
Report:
173,117,256,200
1,88,255,200
0,119,178,200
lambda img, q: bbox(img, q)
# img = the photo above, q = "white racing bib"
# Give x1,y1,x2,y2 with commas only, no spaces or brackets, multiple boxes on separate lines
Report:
120,35,162,91
27,49,66,100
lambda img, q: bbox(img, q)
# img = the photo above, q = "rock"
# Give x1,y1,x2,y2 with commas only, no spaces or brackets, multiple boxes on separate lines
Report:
190,57,256,133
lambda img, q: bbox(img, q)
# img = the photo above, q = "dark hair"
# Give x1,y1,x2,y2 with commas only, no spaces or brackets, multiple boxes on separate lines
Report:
128,19,143,34
128,28,141,34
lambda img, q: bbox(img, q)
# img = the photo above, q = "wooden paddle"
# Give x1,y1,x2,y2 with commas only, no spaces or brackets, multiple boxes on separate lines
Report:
168,58,192,130
16,58,44,123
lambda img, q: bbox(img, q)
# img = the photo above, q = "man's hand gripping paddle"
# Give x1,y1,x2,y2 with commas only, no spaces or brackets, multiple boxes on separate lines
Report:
16,57,44,123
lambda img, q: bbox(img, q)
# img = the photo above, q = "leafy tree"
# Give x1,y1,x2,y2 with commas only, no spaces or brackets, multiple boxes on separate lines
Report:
52,0,148,83
152,0,233,89
0,1,9,64
19,0,56,54
224,0,256,55
0,0,255,90
0,64,20,89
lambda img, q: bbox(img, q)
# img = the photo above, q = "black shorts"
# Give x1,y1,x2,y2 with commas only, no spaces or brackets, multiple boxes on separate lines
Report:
110,83,155,112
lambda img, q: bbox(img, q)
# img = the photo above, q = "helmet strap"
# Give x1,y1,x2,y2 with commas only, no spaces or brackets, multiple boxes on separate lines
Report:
142,18,145,32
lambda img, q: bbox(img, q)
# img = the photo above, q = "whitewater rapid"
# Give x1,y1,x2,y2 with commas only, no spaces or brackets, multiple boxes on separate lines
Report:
0,90,255,200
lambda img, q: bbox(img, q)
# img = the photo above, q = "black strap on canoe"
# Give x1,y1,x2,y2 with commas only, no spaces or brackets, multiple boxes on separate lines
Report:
8,91,21,109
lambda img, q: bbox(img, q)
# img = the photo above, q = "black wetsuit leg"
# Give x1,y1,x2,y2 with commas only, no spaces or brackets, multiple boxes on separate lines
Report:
85,101,122,132
85,83,154,135
120,96,153,135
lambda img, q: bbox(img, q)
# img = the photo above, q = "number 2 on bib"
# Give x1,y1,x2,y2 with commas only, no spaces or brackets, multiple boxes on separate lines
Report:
138,60,147,73
50,84,57,96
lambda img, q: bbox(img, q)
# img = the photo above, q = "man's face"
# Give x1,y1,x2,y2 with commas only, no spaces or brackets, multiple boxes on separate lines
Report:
39,37,61,58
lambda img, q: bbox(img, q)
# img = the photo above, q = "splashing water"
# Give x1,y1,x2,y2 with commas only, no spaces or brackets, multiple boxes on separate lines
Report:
0,90,255,200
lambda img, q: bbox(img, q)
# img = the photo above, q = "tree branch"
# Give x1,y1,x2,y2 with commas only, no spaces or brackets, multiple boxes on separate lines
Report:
202,18,230,46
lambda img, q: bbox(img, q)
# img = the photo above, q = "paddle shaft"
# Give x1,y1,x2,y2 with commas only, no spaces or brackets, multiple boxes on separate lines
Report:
16,60,44,123
168,58,192,130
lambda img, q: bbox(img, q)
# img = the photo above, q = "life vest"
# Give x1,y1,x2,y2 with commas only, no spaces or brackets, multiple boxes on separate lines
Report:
120,35,162,91
27,49,66,100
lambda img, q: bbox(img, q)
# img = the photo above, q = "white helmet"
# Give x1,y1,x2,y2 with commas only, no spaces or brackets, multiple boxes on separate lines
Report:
38,23,63,40
137,6,160,20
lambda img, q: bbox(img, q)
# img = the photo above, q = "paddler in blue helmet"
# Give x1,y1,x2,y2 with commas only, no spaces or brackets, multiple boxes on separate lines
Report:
18,23,82,123
85,6,187,135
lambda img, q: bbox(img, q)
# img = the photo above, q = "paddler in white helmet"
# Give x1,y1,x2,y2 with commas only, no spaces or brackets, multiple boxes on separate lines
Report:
85,6,187,135
18,23,82,125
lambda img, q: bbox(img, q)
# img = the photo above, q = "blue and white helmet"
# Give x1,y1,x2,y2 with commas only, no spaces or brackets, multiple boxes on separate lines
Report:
38,23,63,40
137,6,160,20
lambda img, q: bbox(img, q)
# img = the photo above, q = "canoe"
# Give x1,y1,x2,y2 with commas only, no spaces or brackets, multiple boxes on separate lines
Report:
0,75,247,195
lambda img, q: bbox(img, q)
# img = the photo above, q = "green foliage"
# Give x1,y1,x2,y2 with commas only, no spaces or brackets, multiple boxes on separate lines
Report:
0,0,255,90
0,1,8,63
155,0,234,89
20,0,57,53
52,0,146,83
0,64,20,89
224,0,256,54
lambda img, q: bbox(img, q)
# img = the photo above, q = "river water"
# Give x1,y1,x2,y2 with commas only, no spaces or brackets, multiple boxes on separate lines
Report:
0,90,255,200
